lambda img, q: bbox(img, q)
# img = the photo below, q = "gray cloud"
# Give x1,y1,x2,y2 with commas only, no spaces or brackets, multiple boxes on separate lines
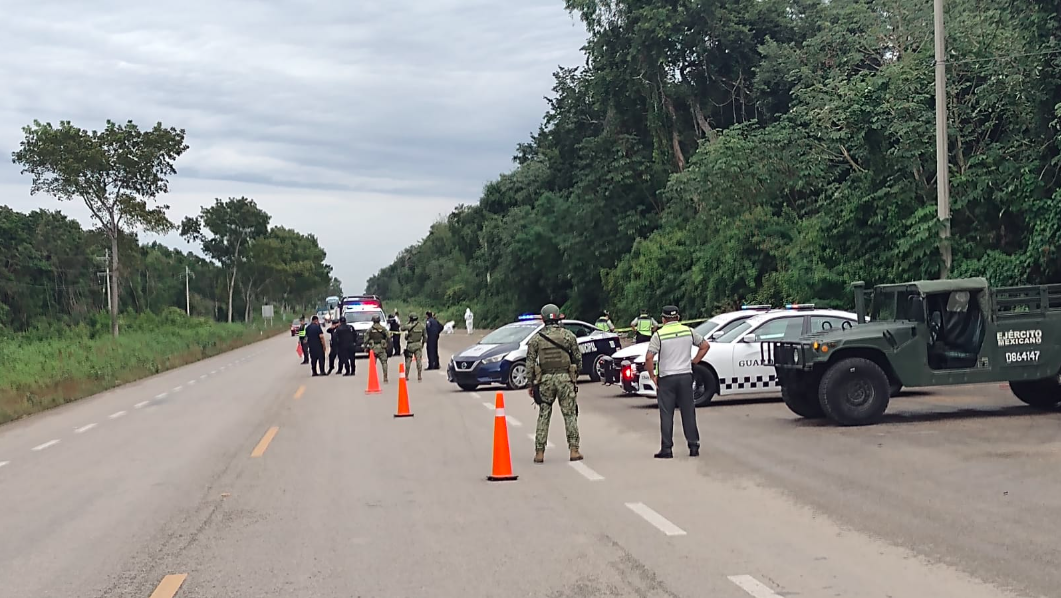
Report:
0,0,587,291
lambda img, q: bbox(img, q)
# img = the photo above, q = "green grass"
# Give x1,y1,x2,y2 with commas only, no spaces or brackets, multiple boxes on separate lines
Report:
0,310,285,425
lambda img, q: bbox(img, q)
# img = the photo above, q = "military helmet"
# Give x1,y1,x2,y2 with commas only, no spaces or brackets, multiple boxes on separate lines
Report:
541,303,561,322
409,313,419,321
372,315,381,323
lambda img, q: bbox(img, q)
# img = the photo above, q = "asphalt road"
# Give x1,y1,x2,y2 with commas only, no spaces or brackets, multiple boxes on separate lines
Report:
0,331,1057,597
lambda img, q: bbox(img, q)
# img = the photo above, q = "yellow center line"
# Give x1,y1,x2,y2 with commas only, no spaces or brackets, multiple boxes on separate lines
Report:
149,574,188,598
250,426,280,458
294,385,306,400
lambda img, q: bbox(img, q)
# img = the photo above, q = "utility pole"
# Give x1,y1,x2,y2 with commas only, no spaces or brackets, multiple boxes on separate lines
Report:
934,0,952,279
180,265,195,316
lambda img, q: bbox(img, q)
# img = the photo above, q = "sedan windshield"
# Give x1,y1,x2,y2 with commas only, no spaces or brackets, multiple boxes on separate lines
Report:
480,323,538,345
715,321,754,343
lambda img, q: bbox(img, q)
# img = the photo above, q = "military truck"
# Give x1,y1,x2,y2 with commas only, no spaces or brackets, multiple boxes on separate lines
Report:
762,278,1061,426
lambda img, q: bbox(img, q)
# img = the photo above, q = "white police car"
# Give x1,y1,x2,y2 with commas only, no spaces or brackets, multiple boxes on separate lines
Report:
600,305,773,395
448,315,623,391
634,305,860,406
341,303,388,355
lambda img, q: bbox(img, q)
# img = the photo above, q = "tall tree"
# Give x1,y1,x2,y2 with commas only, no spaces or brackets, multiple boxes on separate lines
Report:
11,119,189,337
180,197,270,323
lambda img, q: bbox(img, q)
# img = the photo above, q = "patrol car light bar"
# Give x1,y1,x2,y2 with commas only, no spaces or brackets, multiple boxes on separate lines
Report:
785,303,816,310
518,314,543,321
741,304,771,310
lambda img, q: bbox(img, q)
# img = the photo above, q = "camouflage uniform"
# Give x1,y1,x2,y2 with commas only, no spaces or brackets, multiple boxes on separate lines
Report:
365,321,391,383
527,320,582,461
402,315,427,381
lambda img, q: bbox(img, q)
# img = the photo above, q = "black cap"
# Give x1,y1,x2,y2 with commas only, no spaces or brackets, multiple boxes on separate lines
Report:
340,317,347,323
662,305,679,318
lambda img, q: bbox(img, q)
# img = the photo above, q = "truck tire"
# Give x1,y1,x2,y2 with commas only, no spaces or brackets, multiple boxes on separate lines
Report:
692,364,719,407
782,384,824,419
818,357,891,426
1010,378,1061,410
890,382,903,397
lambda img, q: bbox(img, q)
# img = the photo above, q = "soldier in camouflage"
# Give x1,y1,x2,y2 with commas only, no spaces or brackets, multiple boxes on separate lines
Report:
402,312,427,381
527,303,583,463
364,315,391,383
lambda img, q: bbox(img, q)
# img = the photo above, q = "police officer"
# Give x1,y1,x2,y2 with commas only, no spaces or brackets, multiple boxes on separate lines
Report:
364,314,391,383
335,316,357,376
527,303,583,464
326,318,342,375
402,312,427,381
644,305,710,459
630,309,658,344
305,315,327,376
595,311,616,332
388,310,402,357
298,316,309,364
425,311,443,370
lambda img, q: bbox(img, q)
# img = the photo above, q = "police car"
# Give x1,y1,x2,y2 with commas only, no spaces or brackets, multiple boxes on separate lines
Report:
447,314,623,391
340,298,387,356
600,305,773,395
633,305,860,406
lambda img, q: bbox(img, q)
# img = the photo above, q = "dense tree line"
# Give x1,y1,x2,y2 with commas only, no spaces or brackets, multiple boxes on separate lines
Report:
367,0,1061,325
7,119,338,334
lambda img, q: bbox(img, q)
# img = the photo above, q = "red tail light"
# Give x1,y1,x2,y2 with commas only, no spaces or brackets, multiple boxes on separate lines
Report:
622,366,634,381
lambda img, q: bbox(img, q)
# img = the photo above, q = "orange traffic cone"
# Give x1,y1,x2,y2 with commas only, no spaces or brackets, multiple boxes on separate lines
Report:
487,392,518,482
394,363,414,418
365,350,382,395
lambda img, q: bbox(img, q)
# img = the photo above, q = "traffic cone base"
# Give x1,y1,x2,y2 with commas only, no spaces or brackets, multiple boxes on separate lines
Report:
395,363,414,418
487,391,518,482
365,350,382,395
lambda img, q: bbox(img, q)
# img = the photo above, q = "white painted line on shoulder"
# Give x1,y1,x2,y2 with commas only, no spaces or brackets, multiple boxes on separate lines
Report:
74,423,97,434
506,416,523,427
155,392,169,400
624,502,687,536
471,392,481,400
0,461,8,469
199,374,207,380
109,410,127,419
482,402,494,410
526,433,554,448
727,575,784,598
173,386,183,392
134,401,150,409
32,440,60,452
187,380,196,386
210,370,217,375
569,461,604,481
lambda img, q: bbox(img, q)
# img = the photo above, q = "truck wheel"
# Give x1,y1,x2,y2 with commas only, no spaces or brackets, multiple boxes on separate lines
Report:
458,382,479,392
589,354,607,383
692,365,719,407
782,385,824,419
889,382,903,397
507,361,529,390
1010,377,1061,410
818,357,891,426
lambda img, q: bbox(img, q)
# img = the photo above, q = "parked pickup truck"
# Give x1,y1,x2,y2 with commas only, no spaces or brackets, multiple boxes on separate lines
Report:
763,277,1061,426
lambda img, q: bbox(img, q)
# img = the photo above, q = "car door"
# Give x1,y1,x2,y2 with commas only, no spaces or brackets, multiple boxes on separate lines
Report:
561,321,598,373
728,316,806,395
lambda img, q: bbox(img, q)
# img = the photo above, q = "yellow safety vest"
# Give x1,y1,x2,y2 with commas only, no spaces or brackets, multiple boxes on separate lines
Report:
636,317,654,336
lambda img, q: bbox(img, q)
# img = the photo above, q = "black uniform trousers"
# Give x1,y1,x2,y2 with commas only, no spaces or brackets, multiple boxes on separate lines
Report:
426,336,440,369
328,346,347,374
300,339,309,364
657,373,700,452
308,343,326,375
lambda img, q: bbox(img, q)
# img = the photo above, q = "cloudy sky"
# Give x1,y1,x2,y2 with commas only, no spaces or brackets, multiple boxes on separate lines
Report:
0,0,587,293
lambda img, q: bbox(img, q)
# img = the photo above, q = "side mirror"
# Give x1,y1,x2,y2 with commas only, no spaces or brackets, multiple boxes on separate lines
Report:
741,333,758,344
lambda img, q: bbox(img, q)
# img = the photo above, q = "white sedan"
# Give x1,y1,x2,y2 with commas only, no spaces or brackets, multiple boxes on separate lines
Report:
635,306,859,406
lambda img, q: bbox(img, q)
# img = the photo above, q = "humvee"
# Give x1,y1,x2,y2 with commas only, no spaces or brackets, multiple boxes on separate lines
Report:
762,278,1061,425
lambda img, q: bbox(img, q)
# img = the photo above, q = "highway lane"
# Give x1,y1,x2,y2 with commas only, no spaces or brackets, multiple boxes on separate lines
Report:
0,329,1051,597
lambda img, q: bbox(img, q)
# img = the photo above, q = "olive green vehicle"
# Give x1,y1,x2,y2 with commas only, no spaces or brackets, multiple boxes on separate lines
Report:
762,277,1061,426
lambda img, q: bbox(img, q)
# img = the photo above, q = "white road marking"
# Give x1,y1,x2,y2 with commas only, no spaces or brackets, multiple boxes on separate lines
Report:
187,380,196,386
569,461,604,481
74,423,97,434
624,502,687,536
32,440,60,452
506,416,523,427
482,402,494,410
526,433,554,449
134,401,150,409
0,461,8,469
727,575,784,598
471,392,481,399
199,374,207,380
173,386,183,392
109,410,127,419
155,392,169,400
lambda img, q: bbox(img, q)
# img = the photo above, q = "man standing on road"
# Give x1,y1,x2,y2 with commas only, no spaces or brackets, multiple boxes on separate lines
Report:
298,316,309,365
631,309,658,344
365,314,391,383
527,303,583,464
644,305,709,459
595,311,616,332
306,315,327,377
388,310,402,357
336,316,356,376
326,318,342,375
402,313,427,382
425,311,443,370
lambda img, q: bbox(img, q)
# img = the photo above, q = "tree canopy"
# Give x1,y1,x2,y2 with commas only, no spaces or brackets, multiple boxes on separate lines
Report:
367,0,1061,325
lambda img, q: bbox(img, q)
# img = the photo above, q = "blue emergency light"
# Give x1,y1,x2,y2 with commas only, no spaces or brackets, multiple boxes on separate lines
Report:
518,313,542,321
785,303,816,310
741,304,771,310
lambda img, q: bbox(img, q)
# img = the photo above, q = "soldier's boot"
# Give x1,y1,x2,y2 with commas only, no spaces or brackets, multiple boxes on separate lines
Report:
569,449,583,462
533,451,545,464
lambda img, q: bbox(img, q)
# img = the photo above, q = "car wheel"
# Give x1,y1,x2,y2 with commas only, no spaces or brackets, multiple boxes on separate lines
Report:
507,361,529,390
818,357,890,426
589,354,607,383
458,382,479,392
1010,376,1061,409
692,364,718,407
